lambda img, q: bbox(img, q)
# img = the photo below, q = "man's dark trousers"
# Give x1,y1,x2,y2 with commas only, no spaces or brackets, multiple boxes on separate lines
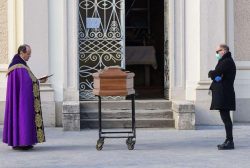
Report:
219,110,233,141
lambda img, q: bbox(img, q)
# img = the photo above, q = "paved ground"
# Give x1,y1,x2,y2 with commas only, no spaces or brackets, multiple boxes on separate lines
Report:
0,124,250,168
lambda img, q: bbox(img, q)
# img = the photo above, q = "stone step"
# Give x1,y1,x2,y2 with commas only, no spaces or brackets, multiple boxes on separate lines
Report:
80,109,173,119
80,118,174,129
80,99,172,111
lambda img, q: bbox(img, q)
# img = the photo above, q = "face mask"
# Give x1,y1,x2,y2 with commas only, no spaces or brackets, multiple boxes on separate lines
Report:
216,53,222,60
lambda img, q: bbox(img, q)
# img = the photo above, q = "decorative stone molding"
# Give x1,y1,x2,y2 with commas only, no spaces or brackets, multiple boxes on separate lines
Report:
172,101,195,130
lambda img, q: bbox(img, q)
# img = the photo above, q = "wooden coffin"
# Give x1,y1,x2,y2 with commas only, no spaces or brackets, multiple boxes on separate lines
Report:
92,66,135,96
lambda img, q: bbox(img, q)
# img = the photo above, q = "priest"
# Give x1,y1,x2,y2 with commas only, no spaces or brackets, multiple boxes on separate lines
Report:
3,44,47,150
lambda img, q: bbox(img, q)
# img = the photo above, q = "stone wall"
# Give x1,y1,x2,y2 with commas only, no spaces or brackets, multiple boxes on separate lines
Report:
0,0,8,64
0,0,8,124
234,0,250,61
233,0,250,122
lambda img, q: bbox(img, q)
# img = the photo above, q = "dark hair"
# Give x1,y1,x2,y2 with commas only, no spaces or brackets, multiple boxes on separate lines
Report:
17,44,30,54
220,44,230,52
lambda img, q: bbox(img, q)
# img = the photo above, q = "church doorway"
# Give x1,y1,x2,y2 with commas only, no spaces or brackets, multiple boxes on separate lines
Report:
125,0,167,99
78,0,168,100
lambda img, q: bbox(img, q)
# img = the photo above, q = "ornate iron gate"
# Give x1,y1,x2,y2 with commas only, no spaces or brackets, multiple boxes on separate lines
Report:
79,0,125,100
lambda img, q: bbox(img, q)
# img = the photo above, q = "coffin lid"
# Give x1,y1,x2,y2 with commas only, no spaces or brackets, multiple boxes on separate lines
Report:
92,66,135,78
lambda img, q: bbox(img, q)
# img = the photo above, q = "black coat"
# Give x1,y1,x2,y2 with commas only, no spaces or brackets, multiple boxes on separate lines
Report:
208,52,236,110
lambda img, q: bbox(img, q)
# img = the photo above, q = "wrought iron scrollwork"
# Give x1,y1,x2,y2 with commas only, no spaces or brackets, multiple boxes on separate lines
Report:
79,0,125,100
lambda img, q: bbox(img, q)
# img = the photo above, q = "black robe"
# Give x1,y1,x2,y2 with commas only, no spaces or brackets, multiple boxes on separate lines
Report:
208,52,236,110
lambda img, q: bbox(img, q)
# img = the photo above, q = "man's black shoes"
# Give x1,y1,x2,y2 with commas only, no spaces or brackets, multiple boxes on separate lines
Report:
217,139,228,148
217,139,234,150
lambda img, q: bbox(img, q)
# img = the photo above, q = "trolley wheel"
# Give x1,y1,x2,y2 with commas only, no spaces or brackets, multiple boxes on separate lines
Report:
128,143,135,150
126,138,136,150
96,138,104,151
126,139,130,145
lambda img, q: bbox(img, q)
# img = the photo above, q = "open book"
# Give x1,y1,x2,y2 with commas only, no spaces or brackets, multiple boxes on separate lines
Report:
38,74,53,80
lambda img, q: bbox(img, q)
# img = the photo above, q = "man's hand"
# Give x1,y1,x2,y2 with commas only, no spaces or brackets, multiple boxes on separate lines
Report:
208,70,212,78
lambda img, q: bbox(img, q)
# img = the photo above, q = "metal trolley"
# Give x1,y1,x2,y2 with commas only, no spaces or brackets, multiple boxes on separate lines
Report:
95,94,136,150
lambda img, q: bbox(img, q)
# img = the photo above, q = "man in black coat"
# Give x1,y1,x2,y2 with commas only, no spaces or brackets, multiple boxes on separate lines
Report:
208,44,236,150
